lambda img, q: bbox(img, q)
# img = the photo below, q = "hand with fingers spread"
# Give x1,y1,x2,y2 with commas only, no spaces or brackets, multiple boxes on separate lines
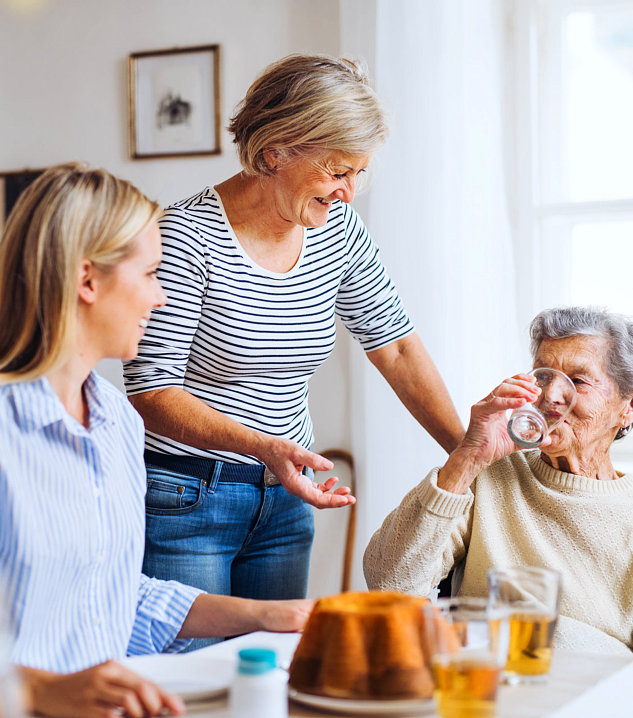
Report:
438,374,544,494
24,661,185,718
260,436,356,509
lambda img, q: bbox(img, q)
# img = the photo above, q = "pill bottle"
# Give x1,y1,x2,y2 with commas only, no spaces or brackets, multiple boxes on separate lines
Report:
229,647,288,718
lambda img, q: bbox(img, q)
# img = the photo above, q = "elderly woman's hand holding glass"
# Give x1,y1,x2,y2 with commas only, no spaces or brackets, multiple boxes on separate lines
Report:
365,306,633,656
437,374,544,495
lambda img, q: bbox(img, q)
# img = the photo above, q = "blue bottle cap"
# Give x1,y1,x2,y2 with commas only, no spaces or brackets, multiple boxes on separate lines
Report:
237,648,277,675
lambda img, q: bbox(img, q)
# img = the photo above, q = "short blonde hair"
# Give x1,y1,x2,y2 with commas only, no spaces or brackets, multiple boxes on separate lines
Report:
0,162,161,382
228,54,389,176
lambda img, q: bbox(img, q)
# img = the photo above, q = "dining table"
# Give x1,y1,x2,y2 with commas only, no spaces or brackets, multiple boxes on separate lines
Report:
124,630,633,717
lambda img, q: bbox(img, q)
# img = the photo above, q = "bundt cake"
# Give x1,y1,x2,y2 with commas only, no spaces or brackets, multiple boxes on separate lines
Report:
288,590,434,700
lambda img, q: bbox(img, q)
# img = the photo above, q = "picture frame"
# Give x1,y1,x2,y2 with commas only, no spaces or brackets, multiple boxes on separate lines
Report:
128,44,221,160
0,168,45,233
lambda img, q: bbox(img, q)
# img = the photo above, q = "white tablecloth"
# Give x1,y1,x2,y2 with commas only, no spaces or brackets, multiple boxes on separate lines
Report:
125,631,633,717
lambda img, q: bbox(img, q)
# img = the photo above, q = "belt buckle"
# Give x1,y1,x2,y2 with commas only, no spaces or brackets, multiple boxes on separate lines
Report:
263,468,281,487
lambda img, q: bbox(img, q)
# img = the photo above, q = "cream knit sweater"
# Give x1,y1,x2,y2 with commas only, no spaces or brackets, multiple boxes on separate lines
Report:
364,450,633,655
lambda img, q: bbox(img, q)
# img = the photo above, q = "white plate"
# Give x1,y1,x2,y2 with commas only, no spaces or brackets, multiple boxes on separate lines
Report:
288,687,435,715
122,654,235,703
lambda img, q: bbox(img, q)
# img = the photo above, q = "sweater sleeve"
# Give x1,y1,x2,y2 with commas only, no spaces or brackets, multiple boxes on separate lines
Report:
363,467,474,595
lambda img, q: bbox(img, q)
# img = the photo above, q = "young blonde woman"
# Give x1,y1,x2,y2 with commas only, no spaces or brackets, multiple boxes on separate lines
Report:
0,163,311,718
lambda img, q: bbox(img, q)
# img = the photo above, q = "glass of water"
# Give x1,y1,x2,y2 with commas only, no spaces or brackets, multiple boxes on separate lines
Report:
507,368,576,448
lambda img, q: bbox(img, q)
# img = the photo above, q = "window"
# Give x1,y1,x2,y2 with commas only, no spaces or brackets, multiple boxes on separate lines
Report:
514,0,633,465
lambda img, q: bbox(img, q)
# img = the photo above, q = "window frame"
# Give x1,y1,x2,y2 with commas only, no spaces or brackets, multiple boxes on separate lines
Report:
511,0,633,467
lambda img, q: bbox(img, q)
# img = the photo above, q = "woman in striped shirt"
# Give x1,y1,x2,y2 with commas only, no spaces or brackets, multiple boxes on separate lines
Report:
0,163,311,717
124,54,465,618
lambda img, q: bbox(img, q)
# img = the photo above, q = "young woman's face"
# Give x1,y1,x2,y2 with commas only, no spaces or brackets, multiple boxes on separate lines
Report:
92,222,166,361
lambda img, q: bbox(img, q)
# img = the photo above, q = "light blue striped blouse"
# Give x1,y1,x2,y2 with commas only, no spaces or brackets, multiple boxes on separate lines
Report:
0,372,202,672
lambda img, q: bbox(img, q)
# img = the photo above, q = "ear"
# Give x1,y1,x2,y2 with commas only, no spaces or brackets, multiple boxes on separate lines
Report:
77,259,97,305
620,397,633,429
262,148,280,172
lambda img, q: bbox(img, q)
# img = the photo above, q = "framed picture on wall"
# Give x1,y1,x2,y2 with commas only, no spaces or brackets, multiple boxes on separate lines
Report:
128,44,221,160
0,168,45,233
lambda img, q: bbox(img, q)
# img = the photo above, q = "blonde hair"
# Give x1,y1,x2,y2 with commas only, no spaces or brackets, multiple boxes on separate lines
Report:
0,162,161,382
228,54,389,176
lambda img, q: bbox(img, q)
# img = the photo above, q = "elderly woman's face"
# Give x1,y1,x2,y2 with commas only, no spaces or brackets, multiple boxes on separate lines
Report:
534,335,633,458
267,151,371,228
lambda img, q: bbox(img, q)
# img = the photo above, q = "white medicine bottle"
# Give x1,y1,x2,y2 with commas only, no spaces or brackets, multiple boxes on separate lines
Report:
229,647,288,718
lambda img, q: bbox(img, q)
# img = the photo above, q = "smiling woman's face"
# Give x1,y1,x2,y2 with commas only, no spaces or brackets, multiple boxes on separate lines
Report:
266,150,372,228
534,335,633,461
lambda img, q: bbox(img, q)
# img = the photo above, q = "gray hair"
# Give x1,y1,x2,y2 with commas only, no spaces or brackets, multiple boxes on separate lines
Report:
529,306,633,440
228,53,389,176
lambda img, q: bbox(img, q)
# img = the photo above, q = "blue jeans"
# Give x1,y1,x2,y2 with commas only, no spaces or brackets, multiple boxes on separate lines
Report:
142,456,314,651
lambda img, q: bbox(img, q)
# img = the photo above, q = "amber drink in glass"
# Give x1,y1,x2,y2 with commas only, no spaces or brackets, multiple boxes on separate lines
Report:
424,597,509,718
488,567,561,684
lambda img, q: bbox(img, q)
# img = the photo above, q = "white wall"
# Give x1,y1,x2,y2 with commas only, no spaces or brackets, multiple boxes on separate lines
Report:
0,0,340,205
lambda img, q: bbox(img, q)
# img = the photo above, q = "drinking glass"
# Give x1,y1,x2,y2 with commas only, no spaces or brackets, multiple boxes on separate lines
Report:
487,566,561,685
506,368,576,448
423,597,509,718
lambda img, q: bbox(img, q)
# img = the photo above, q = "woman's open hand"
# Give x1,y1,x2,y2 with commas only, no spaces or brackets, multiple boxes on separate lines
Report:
260,436,356,509
438,374,542,494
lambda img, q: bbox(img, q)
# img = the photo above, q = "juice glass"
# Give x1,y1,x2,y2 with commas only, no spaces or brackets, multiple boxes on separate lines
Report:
423,597,509,718
487,566,561,684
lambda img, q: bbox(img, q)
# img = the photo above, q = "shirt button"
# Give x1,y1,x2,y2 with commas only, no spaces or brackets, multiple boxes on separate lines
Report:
95,554,104,564
93,617,102,626
93,487,102,498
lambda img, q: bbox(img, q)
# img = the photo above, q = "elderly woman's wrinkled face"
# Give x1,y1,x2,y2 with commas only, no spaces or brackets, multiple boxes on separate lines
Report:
266,150,371,228
534,335,633,459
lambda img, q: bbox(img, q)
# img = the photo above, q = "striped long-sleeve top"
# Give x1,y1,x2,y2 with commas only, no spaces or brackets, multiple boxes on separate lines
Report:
123,188,414,462
0,373,202,672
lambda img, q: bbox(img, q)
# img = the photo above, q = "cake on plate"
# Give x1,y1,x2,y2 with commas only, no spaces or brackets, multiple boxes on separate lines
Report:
288,590,434,700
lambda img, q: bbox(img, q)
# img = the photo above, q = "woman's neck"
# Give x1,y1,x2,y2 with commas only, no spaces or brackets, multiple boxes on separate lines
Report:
215,173,303,272
46,356,93,429
540,452,618,480
215,172,297,242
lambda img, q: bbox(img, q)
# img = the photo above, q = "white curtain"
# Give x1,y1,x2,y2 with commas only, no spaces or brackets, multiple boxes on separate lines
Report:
339,0,523,590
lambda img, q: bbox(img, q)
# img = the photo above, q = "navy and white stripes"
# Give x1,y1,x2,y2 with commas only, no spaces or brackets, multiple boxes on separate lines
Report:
0,373,201,672
123,188,414,461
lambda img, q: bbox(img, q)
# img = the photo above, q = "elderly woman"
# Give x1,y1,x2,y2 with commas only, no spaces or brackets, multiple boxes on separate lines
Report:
0,163,311,717
365,306,633,655
123,53,464,612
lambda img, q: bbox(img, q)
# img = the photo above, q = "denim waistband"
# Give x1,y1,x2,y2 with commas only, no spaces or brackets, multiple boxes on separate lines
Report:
144,450,266,485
